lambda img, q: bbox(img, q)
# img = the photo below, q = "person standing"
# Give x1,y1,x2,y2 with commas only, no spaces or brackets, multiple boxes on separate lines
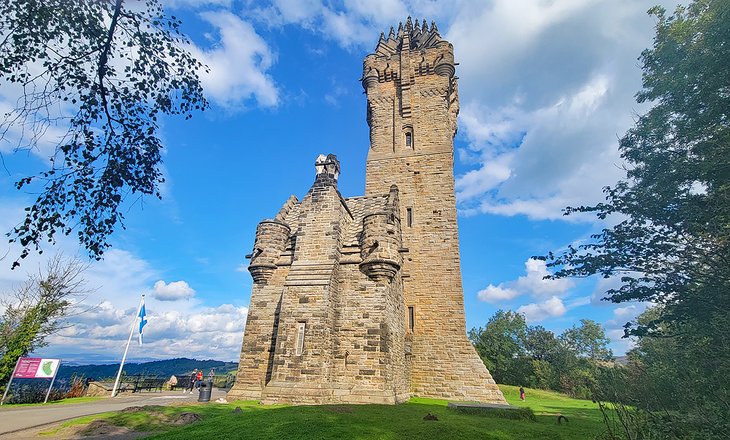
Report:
196,369,203,391
519,386,525,401
208,368,215,383
188,369,197,394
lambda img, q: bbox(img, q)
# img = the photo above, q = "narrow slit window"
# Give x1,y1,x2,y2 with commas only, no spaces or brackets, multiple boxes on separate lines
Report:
295,322,306,355
408,307,414,332
405,132,412,148
407,208,413,227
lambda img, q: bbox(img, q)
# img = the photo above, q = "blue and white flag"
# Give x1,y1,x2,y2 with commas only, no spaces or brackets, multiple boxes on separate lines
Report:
138,299,147,345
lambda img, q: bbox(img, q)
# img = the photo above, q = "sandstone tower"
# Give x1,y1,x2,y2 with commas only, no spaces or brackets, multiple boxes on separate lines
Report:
228,18,505,405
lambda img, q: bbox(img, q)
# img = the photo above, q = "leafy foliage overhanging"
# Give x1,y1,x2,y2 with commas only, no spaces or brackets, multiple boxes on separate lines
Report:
541,0,730,338
0,0,208,267
539,1,729,438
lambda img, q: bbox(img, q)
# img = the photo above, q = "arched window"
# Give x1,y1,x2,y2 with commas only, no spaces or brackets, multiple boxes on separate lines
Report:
404,126,414,149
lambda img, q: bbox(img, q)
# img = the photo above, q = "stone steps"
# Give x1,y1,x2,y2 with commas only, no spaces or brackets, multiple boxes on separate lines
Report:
284,263,334,286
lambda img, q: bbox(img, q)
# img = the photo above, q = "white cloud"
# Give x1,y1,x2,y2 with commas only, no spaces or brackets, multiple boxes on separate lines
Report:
0,199,246,362
517,296,567,322
42,302,248,362
152,280,196,301
455,74,624,221
477,284,519,303
566,296,591,308
605,302,649,329
456,151,514,202
476,258,573,303
248,0,446,49
515,259,574,296
188,11,279,109
448,0,680,221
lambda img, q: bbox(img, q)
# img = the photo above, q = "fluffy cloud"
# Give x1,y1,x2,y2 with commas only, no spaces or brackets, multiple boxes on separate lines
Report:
477,258,573,303
152,280,196,301
43,302,248,362
517,296,567,322
477,284,519,303
450,0,680,221
188,11,279,109
248,0,450,49
605,302,649,331
0,202,245,362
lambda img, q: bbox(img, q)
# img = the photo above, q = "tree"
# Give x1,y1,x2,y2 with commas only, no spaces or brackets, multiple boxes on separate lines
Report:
468,310,527,384
0,0,208,267
542,1,730,436
524,325,560,362
0,255,89,390
560,319,613,361
542,0,730,337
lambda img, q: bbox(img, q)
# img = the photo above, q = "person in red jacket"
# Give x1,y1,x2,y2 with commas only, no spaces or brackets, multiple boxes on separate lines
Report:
195,369,203,391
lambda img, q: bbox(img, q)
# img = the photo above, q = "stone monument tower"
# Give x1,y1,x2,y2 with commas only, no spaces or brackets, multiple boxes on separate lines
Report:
228,18,505,405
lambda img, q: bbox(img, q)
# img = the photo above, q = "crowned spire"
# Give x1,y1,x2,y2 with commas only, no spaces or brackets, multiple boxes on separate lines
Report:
369,18,445,55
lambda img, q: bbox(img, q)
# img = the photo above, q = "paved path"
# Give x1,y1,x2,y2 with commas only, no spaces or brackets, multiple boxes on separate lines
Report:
0,389,227,438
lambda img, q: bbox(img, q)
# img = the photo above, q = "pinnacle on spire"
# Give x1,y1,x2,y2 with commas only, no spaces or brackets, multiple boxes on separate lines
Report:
397,22,403,35
431,21,438,33
379,31,385,41
414,18,420,31
388,26,395,39
422,19,428,33
405,16,412,31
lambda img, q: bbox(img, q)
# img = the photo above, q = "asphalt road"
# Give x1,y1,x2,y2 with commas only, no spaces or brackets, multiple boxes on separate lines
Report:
0,389,227,438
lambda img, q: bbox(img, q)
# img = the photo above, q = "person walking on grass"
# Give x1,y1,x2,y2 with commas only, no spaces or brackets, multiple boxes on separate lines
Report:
519,386,525,401
188,369,198,394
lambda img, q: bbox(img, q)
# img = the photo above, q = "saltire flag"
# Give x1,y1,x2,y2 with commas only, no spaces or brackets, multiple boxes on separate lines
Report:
138,299,147,345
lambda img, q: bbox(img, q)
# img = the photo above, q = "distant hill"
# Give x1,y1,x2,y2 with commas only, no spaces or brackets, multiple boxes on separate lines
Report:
57,358,238,381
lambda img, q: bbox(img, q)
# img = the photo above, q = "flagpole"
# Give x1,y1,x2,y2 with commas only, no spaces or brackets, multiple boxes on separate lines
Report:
111,295,144,398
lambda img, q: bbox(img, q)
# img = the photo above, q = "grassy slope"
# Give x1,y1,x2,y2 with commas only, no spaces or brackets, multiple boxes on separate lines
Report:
51,385,606,440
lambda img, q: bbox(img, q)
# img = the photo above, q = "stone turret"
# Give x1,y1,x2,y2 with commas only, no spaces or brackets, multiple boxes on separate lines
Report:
248,220,290,283
360,185,402,283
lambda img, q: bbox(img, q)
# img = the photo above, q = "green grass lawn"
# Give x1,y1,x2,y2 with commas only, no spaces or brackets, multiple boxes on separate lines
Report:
51,385,606,439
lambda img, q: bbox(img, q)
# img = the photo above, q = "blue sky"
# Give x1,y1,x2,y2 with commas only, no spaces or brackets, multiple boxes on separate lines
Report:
0,0,679,363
